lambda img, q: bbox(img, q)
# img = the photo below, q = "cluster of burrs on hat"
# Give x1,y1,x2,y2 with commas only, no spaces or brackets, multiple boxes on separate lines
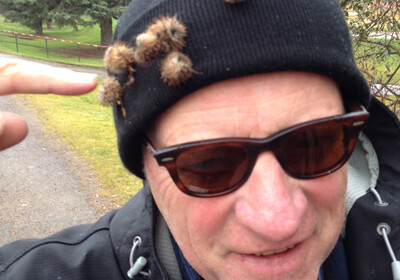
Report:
98,15,195,117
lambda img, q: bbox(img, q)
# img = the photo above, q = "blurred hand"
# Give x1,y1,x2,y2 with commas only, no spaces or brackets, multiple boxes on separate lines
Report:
0,59,98,151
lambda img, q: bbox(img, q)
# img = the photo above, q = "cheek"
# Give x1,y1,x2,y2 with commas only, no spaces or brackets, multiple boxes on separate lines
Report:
188,199,233,238
314,168,347,209
144,150,232,244
305,166,347,233
166,194,233,251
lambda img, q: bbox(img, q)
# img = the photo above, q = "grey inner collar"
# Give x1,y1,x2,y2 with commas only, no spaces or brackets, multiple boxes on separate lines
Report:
154,208,183,280
342,132,379,236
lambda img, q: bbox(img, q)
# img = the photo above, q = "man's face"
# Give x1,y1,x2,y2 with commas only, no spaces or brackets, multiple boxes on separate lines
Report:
144,72,347,280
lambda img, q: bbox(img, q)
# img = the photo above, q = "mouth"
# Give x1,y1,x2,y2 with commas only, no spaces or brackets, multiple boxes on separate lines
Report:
253,245,295,257
229,241,306,276
224,238,317,278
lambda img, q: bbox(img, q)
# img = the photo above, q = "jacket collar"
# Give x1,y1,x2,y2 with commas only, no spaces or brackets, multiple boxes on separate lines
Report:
110,181,169,279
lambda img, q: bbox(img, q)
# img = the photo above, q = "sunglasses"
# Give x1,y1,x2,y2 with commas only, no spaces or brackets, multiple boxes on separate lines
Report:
145,105,369,197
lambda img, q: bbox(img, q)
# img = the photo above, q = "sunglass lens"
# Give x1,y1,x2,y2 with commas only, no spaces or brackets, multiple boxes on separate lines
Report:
280,124,347,177
176,145,249,194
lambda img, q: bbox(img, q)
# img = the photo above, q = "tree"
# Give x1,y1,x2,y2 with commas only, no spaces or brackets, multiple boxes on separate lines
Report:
48,0,85,32
0,0,126,44
86,0,126,46
50,0,127,46
0,0,59,35
340,0,400,116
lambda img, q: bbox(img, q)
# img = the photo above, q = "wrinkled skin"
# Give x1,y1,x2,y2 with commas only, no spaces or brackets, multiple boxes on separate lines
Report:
144,72,347,280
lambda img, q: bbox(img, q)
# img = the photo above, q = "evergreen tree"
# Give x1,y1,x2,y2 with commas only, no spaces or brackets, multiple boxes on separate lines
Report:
86,0,126,46
50,0,127,46
0,0,59,35
48,0,86,32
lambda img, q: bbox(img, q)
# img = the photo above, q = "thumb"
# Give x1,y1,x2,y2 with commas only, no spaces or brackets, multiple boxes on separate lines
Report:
0,111,28,151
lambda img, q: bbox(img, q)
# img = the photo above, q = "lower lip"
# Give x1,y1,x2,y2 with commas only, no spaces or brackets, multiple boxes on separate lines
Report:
230,241,307,276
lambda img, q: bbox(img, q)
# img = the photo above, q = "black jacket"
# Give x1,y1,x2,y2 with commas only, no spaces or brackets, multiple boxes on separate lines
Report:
0,184,169,280
0,98,399,280
345,98,400,279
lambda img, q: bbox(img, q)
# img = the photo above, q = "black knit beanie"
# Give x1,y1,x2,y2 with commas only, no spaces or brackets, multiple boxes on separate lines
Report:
111,0,371,179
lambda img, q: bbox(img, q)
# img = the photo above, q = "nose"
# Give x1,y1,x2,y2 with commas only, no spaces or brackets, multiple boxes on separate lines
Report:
234,152,307,241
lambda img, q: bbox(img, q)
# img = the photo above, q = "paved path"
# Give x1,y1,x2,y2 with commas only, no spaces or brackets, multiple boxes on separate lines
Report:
0,54,113,245
0,53,107,78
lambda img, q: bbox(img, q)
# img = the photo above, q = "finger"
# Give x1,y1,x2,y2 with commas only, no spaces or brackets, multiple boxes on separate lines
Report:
0,59,98,96
0,111,28,151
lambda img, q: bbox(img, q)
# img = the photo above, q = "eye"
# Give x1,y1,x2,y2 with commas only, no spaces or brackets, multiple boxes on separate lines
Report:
176,145,247,173
176,145,249,190
279,125,346,174
181,157,236,174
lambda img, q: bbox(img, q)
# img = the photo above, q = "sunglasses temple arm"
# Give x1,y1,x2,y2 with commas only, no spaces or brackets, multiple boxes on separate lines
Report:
144,138,156,156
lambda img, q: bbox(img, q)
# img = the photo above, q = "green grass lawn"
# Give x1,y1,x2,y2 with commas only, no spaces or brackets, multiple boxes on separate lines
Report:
17,81,143,205
1,15,144,204
0,15,110,67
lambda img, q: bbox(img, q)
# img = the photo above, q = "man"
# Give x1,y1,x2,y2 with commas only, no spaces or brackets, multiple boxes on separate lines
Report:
1,0,400,279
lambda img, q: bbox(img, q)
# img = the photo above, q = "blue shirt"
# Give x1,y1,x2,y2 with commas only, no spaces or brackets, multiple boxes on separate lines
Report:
319,237,349,280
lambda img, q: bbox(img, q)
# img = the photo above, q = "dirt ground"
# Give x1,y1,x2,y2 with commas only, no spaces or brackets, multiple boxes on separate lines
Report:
0,54,115,245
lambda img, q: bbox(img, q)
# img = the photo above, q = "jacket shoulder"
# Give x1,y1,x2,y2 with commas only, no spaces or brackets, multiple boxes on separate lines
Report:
0,209,125,280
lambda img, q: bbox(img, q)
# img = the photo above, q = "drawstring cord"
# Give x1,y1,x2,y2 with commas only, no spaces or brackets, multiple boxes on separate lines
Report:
370,188,400,280
370,187,388,206
377,223,400,280
127,236,151,279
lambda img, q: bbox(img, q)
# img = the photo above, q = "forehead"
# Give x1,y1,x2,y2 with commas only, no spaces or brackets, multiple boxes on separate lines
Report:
148,72,343,147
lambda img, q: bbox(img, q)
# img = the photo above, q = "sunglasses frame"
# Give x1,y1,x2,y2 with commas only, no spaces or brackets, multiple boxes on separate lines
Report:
146,105,369,197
